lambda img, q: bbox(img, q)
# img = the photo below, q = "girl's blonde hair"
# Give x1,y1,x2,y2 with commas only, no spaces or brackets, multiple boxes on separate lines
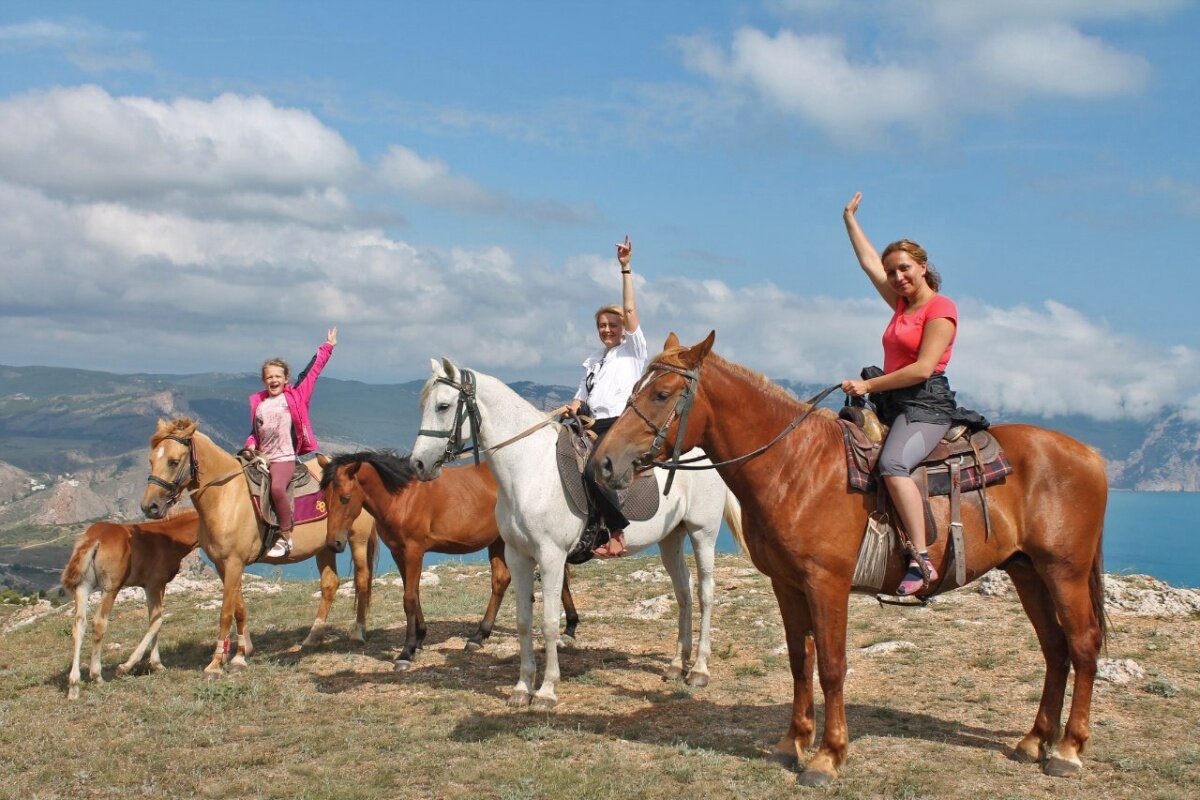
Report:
594,304,626,327
260,358,290,381
881,239,942,291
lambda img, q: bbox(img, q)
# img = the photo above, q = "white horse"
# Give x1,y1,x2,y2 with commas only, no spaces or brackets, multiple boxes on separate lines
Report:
410,358,740,710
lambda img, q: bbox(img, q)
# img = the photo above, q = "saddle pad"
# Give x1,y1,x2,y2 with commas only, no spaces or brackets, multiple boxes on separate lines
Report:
838,423,1012,497
250,492,329,527
238,453,325,529
555,425,660,522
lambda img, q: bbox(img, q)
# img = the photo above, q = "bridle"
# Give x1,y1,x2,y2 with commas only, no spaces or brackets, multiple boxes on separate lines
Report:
418,370,485,468
145,434,198,510
624,360,840,494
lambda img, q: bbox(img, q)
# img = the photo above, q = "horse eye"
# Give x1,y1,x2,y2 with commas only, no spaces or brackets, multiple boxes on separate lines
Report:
436,402,451,412
656,390,671,400
339,495,350,505
167,459,179,468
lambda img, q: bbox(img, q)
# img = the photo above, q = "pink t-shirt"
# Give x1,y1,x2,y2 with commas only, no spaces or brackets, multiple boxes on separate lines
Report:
882,295,958,374
255,394,297,462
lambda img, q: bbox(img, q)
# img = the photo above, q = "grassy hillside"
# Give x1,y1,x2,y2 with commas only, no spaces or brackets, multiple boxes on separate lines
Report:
2,553,1197,799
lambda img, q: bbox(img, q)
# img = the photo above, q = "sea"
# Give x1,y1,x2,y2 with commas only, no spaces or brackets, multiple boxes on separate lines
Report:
248,491,1198,589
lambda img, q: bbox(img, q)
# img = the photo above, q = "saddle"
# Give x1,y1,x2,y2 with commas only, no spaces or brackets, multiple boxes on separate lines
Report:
237,452,329,551
837,407,1013,594
556,420,660,564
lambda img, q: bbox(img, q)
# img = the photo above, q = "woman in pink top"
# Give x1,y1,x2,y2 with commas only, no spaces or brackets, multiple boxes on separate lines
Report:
245,327,337,557
839,193,958,596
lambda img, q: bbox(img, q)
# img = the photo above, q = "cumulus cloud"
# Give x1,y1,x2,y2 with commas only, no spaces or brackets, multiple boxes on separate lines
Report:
674,1,1172,142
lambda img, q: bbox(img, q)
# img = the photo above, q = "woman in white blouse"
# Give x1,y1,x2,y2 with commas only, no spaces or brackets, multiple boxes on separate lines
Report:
565,236,646,557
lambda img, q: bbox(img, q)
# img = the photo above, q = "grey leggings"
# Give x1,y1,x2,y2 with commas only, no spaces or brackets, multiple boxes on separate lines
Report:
877,413,951,478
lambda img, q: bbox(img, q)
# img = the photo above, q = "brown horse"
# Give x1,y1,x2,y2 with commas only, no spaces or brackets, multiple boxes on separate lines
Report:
321,450,580,669
140,418,377,677
61,510,199,700
591,333,1107,785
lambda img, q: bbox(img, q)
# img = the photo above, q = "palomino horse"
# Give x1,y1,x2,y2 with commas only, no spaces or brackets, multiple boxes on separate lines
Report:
62,510,199,700
140,418,377,677
590,333,1108,785
410,359,742,710
321,451,581,668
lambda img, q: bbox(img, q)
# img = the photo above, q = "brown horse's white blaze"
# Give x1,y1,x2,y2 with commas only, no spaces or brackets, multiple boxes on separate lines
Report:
61,511,199,700
140,418,377,678
320,452,580,669
592,332,1107,785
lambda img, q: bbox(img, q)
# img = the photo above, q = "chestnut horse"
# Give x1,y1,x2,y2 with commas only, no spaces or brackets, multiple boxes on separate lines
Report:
591,333,1107,785
321,451,581,669
62,510,199,700
140,418,377,677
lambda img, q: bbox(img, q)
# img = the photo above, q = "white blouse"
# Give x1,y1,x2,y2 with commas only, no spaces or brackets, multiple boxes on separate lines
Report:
573,326,649,419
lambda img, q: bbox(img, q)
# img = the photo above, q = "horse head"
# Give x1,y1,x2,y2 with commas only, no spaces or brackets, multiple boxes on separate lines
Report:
320,455,365,553
589,331,716,493
141,417,200,518
411,357,480,480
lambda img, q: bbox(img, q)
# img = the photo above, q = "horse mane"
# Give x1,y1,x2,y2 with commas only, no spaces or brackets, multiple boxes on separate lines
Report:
321,450,417,494
150,417,198,447
652,348,838,421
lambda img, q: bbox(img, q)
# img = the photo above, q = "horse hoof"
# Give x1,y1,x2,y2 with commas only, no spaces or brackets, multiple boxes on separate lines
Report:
150,662,167,673
559,634,575,648
1011,746,1040,764
767,749,799,769
1043,756,1082,778
685,671,710,689
530,694,558,711
93,675,105,686
67,684,81,701
797,769,835,788
204,668,223,681
115,664,132,678
300,636,322,649
664,666,684,682
393,659,413,672
227,658,248,674
508,690,531,708
464,640,483,652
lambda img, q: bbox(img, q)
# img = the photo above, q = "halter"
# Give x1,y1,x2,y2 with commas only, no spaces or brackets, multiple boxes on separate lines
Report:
624,360,841,494
145,434,198,510
418,370,484,468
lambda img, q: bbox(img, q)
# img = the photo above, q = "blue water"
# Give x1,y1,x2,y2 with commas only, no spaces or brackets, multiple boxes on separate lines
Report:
245,491,1199,588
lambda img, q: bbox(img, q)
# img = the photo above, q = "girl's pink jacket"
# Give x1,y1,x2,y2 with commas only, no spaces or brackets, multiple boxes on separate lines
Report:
244,343,333,457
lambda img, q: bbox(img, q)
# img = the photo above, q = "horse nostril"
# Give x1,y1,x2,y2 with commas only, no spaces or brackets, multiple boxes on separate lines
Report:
600,456,613,480
413,458,424,473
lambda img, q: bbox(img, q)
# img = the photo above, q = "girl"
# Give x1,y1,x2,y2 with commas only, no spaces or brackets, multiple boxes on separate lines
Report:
246,327,337,558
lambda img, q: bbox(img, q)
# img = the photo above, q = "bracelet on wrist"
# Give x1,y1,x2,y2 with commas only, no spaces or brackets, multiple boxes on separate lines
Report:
621,269,631,274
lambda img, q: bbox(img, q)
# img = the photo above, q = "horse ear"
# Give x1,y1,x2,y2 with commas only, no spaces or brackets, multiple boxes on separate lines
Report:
178,418,198,438
682,331,716,366
441,357,459,382
429,358,442,376
346,461,364,480
316,453,331,468
663,332,681,350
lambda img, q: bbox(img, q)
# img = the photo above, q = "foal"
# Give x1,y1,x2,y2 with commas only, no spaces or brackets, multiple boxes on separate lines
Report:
322,451,580,669
62,510,199,700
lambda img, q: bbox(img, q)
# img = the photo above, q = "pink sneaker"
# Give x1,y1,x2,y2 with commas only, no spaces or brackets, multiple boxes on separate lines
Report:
897,557,938,596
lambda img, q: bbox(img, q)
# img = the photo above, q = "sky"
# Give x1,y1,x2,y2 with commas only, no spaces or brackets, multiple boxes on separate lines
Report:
1,1,1198,422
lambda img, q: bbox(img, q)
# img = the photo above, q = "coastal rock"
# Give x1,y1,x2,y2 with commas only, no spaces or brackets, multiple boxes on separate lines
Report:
1096,658,1147,685
420,571,440,588
976,570,1013,597
630,594,672,620
628,569,668,583
862,640,916,655
1104,574,1200,617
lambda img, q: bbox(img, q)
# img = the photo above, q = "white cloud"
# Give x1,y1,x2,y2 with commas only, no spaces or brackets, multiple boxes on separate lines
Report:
0,16,150,73
378,145,504,213
972,24,1149,98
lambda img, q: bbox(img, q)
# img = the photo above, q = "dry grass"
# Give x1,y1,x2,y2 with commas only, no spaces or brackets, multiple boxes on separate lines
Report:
1,553,1197,800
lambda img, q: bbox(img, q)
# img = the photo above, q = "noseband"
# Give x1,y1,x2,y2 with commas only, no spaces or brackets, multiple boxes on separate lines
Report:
418,370,484,468
624,362,840,494
145,434,198,510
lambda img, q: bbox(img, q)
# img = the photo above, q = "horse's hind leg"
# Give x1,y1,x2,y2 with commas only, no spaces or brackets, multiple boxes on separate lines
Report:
506,548,537,708
88,588,119,685
531,549,567,710
768,582,817,768
657,528,694,683
1006,560,1069,765
688,528,717,688
302,549,339,648
118,583,166,676
468,539,509,650
67,585,90,700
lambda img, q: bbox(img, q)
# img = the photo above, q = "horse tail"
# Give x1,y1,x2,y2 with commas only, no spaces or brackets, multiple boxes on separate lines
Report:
61,529,102,592
1090,532,1108,654
722,491,747,555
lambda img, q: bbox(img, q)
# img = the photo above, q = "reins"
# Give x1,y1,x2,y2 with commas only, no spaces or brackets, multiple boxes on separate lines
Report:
145,434,244,511
625,360,840,494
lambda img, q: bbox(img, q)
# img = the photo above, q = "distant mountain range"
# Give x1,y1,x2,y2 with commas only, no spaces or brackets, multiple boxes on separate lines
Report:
1,363,1197,537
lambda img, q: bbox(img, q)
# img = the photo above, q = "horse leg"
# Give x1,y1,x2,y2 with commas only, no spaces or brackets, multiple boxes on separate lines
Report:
349,534,373,644
88,588,119,685
768,581,817,767
795,582,851,787
228,560,251,672
118,582,166,676
688,530,718,688
657,529,693,683
205,559,243,677
1006,560,1069,766
507,548,537,708
1040,562,1104,777
67,584,90,700
468,540,509,650
560,569,580,647
531,549,567,710
395,547,425,669
302,549,338,647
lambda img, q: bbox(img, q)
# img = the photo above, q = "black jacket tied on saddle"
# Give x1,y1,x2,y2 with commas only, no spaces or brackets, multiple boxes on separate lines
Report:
860,366,989,431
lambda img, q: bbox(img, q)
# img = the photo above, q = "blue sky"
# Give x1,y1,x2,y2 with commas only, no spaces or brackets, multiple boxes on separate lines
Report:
1,1,1198,421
